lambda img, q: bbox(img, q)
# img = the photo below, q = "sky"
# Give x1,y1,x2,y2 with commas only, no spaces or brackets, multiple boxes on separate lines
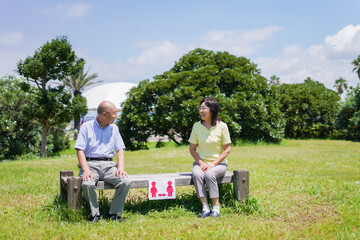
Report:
1,0,360,92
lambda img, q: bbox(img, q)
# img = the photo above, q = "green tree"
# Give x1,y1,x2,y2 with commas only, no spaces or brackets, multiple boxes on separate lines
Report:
268,75,281,86
337,84,360,140
62,66,100,134
0,75,40,159
278,78,341,138
119,48,285,150
17,36,84,157
62,66,100,96
352,55,360,80
334,77,349,95
70,94,88,136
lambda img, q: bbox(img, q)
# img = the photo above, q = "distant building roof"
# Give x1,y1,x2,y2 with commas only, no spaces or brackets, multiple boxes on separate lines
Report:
83,82,137,110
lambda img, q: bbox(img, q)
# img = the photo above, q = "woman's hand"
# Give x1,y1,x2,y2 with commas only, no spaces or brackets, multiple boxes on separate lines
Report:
200,162,216,172
206,162,216,170
199,161,208,172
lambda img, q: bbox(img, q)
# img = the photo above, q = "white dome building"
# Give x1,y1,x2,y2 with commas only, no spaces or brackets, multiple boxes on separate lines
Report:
82,82,137,121
83,82,137,110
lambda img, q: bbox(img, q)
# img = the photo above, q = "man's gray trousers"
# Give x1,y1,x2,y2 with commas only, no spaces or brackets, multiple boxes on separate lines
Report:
79,161,131,217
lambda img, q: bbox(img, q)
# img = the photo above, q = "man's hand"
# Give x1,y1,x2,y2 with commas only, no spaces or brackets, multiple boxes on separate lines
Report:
116,168,128,178
82,169,94,181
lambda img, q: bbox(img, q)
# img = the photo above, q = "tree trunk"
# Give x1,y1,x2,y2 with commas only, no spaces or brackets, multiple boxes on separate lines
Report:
74,117,80,139
169,134,181,145
41,125,49,158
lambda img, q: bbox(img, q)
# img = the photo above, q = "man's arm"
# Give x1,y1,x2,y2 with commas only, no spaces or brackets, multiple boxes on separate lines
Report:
115,149,128,178
77,149,94,181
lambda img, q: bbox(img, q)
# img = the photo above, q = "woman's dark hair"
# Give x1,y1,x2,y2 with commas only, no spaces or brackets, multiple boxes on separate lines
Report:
200,97,219,126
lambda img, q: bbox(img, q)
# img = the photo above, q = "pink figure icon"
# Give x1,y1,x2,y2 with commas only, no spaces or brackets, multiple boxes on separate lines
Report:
150,181,157,197
167,181,174,197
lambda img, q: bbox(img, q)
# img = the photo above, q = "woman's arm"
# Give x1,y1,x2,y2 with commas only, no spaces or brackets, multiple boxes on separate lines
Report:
189,143,208,172
207,143,231,169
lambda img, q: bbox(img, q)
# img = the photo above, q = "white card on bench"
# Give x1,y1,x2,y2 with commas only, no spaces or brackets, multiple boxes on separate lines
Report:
148,178,176,200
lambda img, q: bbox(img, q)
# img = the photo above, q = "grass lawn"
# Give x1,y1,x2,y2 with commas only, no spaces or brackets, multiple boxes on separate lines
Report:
0,139,359,239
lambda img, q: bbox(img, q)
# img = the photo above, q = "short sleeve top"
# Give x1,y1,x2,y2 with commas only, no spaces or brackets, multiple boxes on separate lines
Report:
188,121,231,164
74,118,125,158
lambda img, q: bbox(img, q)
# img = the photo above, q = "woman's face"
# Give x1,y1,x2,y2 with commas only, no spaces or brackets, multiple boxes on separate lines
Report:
199,102,211,122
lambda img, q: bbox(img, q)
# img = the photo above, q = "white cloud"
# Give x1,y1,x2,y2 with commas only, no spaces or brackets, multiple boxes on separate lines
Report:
84,26,283,85
41,2,92,18
0,51,19,75
84,41,184,84
128,41,184,74
256,24,360,89
325,24,360,54
0,31,24,45
19,23,356,94
190,25,282,55
0,31,27,75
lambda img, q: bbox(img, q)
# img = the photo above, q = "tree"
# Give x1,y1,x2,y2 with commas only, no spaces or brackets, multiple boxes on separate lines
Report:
278,77,341,138
62,66,100,133
268,75,281,86
337,84,360,140
352,55,360,80
118,48,285,150
0,75,40,159
62,66,100,96
334,77,349,95
17,36,84,157
62,66,101,134
70,94,88,136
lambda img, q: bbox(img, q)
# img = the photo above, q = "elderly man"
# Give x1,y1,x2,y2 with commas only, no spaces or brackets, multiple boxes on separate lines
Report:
75,101,131,223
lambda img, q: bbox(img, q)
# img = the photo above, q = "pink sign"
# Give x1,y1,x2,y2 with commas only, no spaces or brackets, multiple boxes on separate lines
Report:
148,178,176,200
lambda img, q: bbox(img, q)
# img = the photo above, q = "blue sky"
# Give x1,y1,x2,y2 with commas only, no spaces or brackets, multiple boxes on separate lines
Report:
1,0,360,91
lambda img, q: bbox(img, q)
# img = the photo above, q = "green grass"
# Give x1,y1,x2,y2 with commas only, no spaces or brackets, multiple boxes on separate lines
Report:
0,139,359,239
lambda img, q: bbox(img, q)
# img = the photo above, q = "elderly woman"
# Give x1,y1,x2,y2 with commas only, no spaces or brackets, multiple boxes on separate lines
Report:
189,97,231,218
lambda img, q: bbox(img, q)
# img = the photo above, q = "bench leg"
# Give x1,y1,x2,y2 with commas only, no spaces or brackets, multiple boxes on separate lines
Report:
67,176,83,209
60,170,73,202
233,170,249,203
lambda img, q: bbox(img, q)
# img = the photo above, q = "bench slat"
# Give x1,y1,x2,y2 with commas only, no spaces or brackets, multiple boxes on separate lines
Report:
96,171,234,190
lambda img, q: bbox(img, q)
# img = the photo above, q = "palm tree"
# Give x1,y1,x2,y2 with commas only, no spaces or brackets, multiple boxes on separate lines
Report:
333,77,349,95
63,67,101,96
352,55,360,81
63,67,102,134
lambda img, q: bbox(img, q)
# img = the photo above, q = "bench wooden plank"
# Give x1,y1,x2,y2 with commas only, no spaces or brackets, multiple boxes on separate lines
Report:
96,171,234,190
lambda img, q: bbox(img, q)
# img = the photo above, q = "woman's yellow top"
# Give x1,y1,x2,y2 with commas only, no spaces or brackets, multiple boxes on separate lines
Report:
188,121,231,164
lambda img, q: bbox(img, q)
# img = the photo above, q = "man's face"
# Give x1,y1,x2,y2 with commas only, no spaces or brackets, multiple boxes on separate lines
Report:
105,107,118,124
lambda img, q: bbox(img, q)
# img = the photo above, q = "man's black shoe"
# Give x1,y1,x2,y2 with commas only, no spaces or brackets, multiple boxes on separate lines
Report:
88,214,100,223
108,213,125,223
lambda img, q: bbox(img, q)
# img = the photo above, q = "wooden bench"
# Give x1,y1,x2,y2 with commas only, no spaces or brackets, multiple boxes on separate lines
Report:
60,169,249,209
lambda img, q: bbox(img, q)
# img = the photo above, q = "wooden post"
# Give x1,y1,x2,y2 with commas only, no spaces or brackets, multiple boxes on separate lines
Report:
233,169,249,203
67,176,83,209
60,170,73,202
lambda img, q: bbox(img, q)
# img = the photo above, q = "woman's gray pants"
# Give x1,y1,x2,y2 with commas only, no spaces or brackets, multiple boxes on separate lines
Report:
79,161,131,217
192,162,227,199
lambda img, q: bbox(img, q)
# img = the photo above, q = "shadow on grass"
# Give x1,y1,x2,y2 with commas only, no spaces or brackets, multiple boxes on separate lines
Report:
42,184,261,223
124,190,202,215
